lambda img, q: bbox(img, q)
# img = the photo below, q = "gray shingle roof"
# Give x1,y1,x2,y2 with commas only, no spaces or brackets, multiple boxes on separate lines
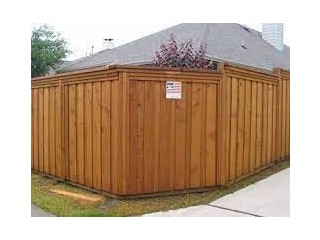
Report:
58,23,290,73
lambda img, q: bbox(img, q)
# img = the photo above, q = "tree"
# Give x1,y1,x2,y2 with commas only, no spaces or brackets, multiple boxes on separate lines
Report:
154,33,216,70
31,24,71,77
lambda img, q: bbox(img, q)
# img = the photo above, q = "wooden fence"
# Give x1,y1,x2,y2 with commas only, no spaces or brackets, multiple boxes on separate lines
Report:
31,63,290,197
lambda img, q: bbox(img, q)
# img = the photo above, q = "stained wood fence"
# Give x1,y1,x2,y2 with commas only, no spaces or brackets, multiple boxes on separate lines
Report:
31,63,290,197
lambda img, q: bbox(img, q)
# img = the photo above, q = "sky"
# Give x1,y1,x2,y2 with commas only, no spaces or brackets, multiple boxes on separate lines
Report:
33,23,290,61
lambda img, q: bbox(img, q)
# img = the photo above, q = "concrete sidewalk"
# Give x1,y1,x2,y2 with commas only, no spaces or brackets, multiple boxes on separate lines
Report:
143,168,290,217
31,205,55,217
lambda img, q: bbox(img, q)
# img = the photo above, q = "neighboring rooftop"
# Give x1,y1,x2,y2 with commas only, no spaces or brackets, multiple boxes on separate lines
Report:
58,23,290,73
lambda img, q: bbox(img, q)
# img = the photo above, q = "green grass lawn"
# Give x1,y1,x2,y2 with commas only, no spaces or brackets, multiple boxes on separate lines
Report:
32,160,289,217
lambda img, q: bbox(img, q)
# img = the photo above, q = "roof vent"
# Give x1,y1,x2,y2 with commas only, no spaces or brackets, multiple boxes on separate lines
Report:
262,23,284,51
241,40,247,49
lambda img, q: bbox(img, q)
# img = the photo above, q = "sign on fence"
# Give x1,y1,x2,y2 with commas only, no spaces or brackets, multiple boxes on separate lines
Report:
166,81,182,99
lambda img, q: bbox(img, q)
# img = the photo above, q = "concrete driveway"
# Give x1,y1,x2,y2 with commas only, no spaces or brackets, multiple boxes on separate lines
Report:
143,168,290,217
31,205,55,217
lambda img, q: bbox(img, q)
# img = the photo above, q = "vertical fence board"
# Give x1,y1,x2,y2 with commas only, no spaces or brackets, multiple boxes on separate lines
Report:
276,79,282,160
92,82,102,190
281,80,287,159
262,84,268,167
190,83,202,188
38,88,44,172
69,85,77,182
229,78,238,180
129,81,138,193
153,82,161,192
159,82,170,191
77,84,85,184
243,81,251,174
55,85,62,178
111,80,120,194
168,94,176,190
256,83,263,169
143,81,155,192
205,84,217,186
286,81,290,157
185,83,192,189
223,77,231,181
33,89,39,171
136,81,145,192
175,82,186,189
64,86,70,180
236,79,245,177
101,81,111,192
84,83,93,187
49,87,56,176
249,82,257,172
31,90,34,169
271,85,277,162
200,85,207,187
267,85,273,165
43,88,50,174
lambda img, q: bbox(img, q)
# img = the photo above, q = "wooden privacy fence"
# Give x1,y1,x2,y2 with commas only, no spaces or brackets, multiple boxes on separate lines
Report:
31,63,290,197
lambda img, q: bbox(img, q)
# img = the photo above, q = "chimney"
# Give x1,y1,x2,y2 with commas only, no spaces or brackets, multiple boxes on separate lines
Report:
262,23,284,51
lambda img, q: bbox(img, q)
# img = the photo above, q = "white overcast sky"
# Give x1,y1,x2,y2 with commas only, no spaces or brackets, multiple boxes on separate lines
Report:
33,23,290,61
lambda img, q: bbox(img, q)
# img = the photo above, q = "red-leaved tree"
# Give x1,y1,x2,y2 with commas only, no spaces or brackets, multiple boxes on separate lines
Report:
154,33,216,70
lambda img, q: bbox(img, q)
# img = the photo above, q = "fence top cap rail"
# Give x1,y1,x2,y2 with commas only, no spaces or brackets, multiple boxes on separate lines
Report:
31,62,289,82
223,62,290,76
31,64,221,82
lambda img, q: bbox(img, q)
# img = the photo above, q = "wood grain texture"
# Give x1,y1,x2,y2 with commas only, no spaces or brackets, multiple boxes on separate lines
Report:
76,84,85,184
267,84,273,165
55,85,62,178
243,80,251,174
262,83,268,167
190,83,202,188
205,84,217,186
68,85,77,182
159,82,170,191
43,88,50,174
101,81,111,192
64,85,70,180
111,80,120,194
38,88,44,173
175,82,187,189
31,66,289,197
249,82,257,172
236,79,245,177
33,89,39,171
229,78,238,181
49,87,56,176
92,82,102,190
143,81,155,192
84,83,93,187
256,83,263,169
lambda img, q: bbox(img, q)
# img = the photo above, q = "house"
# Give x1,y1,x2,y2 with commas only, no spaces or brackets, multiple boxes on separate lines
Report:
57,23,290,73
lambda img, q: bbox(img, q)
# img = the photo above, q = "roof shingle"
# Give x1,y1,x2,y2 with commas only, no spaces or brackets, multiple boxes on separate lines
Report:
58,23,290,73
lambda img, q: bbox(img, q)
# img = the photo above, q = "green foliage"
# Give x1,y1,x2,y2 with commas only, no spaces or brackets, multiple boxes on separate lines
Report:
31,24,71,77
32,160,289,217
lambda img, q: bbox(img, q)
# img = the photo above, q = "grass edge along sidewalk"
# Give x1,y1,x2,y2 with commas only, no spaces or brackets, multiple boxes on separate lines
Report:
32,160,289,217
